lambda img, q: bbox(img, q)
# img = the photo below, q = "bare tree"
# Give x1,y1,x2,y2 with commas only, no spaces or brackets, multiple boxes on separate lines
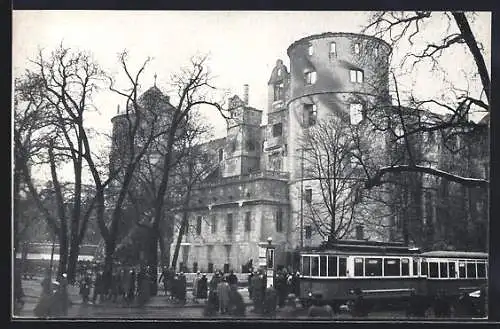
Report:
360,11,489,189
300,114,390,242
145,55,231,276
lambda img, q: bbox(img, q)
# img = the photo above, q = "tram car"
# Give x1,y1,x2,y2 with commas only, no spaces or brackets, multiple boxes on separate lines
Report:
297,240,488,312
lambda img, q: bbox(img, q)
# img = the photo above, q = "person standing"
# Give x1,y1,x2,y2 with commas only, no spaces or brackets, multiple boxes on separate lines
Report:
198,274,208,300
178,272,187,305
247,270,254,300
227,270,238,287
217,276,231,314
92,270,103,305
192,271,201,303
228,284,245,316
307,294,334,318
251,270,264,314
127,268,136,304
79,272,91,304
209,271,221,310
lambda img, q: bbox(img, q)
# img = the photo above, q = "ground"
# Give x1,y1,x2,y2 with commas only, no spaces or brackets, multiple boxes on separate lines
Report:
12,276,487,320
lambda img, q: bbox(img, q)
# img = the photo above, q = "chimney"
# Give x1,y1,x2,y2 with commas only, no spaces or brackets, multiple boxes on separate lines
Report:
243,84,249,105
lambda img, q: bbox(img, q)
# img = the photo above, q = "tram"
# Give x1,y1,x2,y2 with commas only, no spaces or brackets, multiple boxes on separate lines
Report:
297,240,487,312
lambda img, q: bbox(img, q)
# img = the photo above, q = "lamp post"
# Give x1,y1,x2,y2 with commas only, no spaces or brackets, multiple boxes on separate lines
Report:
265,237,275,288
300,147,304,249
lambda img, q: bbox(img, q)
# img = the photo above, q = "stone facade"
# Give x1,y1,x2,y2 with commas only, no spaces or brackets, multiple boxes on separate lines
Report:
110,32,488,273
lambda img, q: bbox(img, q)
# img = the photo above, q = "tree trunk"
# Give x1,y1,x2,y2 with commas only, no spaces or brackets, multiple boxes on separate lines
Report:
67,241,80,283
58,229,68,278
171,215,188,271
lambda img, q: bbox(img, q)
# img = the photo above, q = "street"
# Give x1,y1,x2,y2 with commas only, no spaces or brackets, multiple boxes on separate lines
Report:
14,276,417,320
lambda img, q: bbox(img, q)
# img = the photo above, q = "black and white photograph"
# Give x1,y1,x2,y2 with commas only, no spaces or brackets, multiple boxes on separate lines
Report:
12,10,491,321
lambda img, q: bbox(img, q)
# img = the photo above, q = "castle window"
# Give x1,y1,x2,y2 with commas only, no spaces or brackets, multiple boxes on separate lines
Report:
349,103,363,125
211,215,217,233
196,216,202,235
246,140,255,151
305,225,312,239
304,188,312,204
355,224,364,240
305,70,317,85
308,44,314,56
276,209,283,232
245,212,251,232
218,149,224,162
272,123,282,137
329,42,336,57
354,43,361,54
226,213,233,234
304,104,317,127
274,82,284,101
349,69,364,83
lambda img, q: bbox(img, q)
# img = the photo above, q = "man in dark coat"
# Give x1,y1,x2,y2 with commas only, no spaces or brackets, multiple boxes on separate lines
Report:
275,270,287,308
197,274,208,299
178,272,187,304
227,270,238,286
247,270,254,299
79,272,91,304
251,271,264,314
92,271,104,304
228,284,246,316
307,294,333,318
263,285,278,316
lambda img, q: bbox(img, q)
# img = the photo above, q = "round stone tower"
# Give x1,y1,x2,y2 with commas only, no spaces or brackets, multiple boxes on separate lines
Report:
285,32,392,247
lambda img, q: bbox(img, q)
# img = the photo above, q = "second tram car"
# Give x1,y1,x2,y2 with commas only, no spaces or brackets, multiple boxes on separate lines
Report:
297,240,487,313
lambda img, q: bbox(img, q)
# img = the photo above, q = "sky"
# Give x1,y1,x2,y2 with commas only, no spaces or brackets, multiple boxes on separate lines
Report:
12,11,491,183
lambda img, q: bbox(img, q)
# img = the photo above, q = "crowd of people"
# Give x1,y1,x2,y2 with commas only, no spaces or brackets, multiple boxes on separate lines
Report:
77,263,158,307
25,261,486,319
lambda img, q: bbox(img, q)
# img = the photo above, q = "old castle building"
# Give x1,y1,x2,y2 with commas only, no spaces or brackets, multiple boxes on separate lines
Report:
110,32,488,273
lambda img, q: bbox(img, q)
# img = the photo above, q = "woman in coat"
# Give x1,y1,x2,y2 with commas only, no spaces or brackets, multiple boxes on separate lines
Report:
217,276,231,314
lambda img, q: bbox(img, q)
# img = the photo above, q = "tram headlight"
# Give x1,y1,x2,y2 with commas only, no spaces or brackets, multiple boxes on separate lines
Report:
308,292,312,297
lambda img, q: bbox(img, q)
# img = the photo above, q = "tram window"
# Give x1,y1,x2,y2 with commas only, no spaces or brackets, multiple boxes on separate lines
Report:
448,262,456,278
439,262,448,278
402,258,410,276
458,262,466,278
384,258,401,276
365,258,382,276
339,257,347,277
421,261,428,276
328,256,338,276
413,259,418,276
466,261,476,278
302,256,311,276
354,257,364,276
429,262,439,278
320,255,327,276
477,262,486,278
312,257,320,276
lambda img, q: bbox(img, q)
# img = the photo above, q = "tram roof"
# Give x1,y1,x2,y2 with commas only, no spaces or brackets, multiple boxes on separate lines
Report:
420,250,488,259
301,240,420,255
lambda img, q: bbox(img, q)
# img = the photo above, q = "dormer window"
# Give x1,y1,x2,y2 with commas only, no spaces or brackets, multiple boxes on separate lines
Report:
305,70,317,85
308,44,314,56
354,43,361,54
